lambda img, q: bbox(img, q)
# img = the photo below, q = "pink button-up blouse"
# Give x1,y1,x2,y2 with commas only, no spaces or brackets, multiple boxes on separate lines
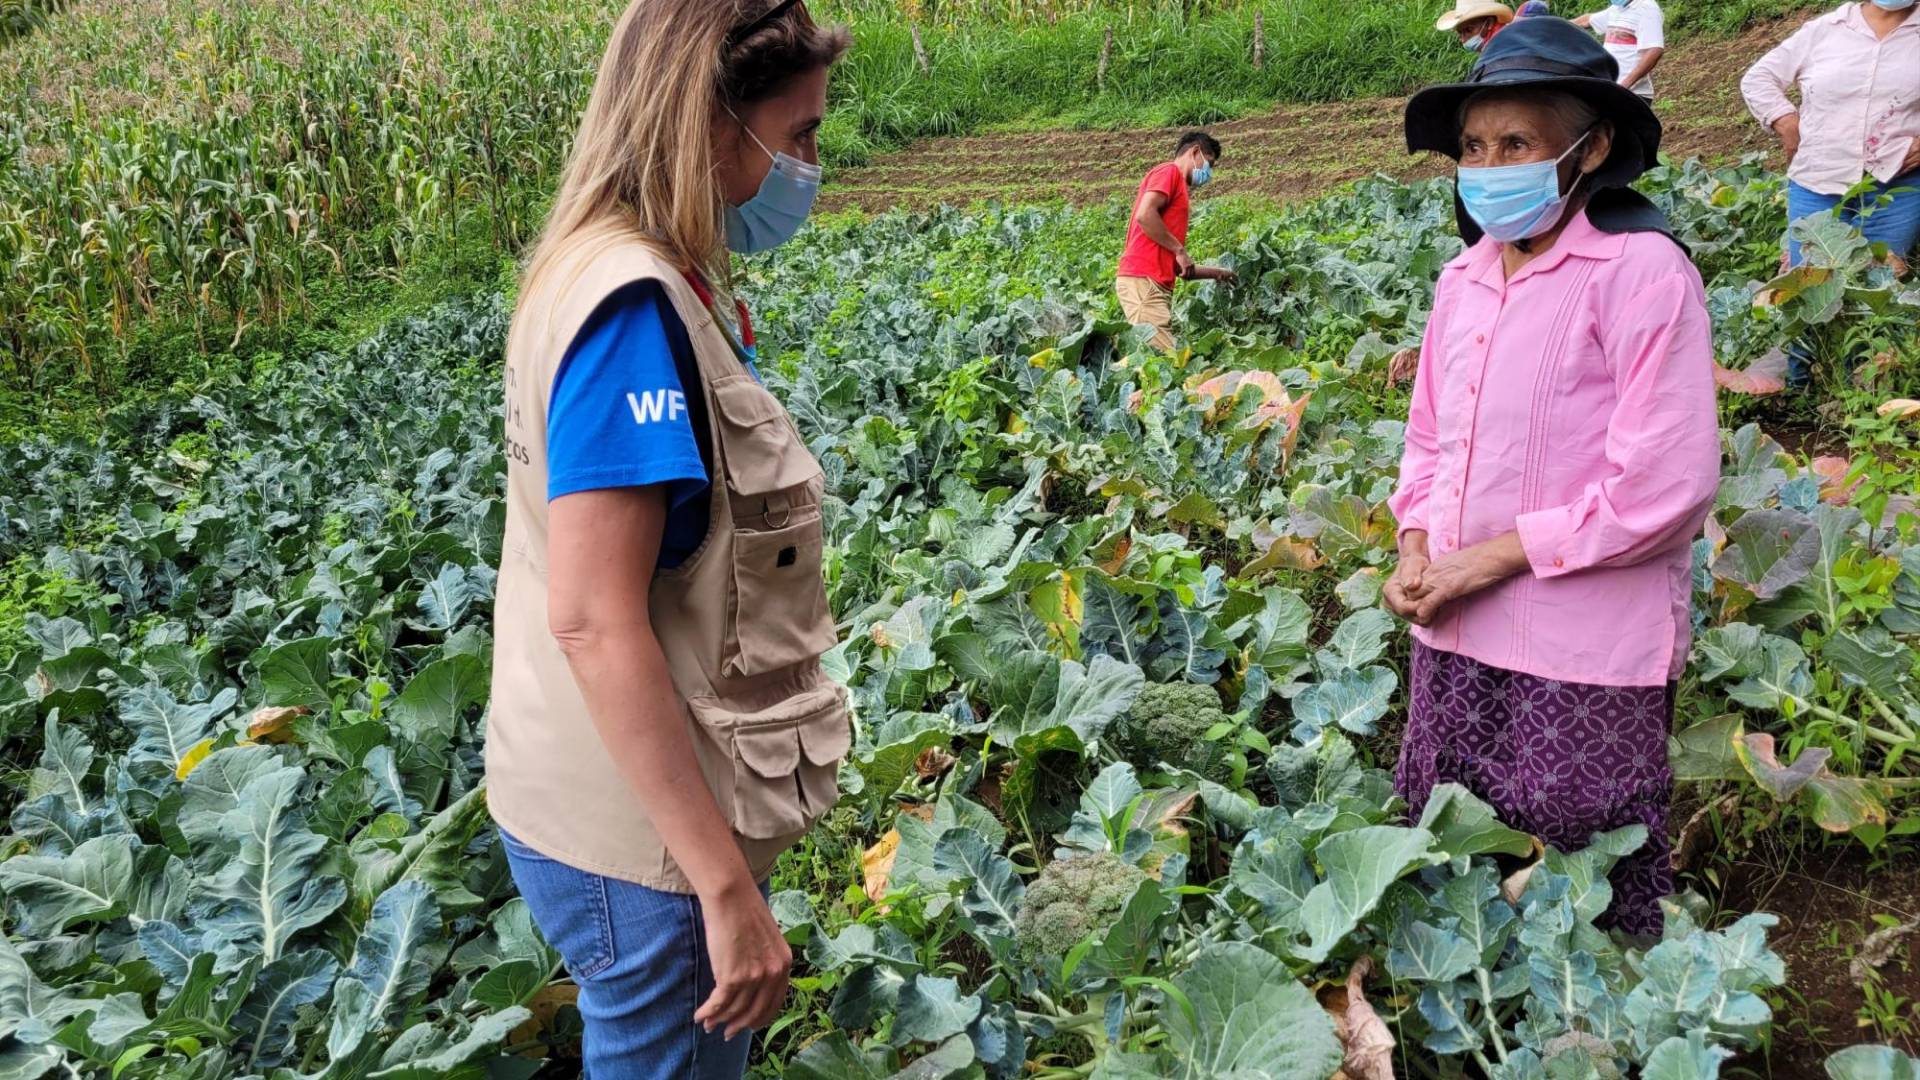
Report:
1740,3,1920,197
1389,210,1721,688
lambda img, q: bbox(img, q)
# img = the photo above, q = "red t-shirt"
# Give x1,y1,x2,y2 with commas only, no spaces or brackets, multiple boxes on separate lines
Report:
1117,162,1190,287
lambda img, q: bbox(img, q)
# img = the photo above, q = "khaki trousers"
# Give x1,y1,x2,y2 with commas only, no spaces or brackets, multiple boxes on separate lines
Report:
1115,275,1176,353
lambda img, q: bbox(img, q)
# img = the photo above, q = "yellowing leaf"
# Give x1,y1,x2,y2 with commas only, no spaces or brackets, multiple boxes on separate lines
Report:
862,829,902,905
175,738,216,780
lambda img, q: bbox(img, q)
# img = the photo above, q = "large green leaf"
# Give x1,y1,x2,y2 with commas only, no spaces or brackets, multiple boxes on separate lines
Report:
1290,666,1396,740
1163,942,1343,1079
258,637,335,710
28,714,95,813
1314,608,1396,674
234,951,339,1069
0,934,86,1045
1227,835,1313,926
201,765,347,966
334,880,441,1055
1386,920,1477,984
1415,783,1534,860
385,653,486,745
931,829,1024,943
1823,627,1910,701
894,975,984,1043
365,1007,531,1079
1043,654,1146,744
1712,509,1817,599
0,834,135,936
1824,1045,1920,1080
1669,714,1745,782
1642,1031,1732,1080
122,684,238,778
413,563,480,631
1296,825,1435,962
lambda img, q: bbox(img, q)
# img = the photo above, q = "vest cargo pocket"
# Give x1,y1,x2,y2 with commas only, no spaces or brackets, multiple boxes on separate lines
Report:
711,375,823,497
691,685,851,840
724,517,837,679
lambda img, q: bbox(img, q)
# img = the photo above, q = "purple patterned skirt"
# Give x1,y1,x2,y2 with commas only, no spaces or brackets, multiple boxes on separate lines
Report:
1395,642,1674,937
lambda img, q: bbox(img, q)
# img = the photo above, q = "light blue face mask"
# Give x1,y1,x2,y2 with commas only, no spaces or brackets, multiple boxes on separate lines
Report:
1609,0,1630,7
724,124,822,255
1457,130,1592,243
1191,161,1214,188
1869,0,1917,11
1462,33,1485,50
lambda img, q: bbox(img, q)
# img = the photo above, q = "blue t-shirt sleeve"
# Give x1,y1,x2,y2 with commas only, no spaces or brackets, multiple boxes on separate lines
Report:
546,281,709,509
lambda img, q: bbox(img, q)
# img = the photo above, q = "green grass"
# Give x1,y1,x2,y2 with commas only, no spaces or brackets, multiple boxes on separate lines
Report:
820,2,1458,168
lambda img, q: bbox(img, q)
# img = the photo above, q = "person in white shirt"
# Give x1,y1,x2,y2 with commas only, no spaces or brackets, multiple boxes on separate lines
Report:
1574,0,1666,102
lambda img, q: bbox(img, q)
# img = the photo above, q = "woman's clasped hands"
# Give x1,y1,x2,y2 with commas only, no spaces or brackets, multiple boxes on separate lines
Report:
1384,530,1531,626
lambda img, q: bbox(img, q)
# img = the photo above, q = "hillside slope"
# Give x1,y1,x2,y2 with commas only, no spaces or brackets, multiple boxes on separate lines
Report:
822,19,1798,212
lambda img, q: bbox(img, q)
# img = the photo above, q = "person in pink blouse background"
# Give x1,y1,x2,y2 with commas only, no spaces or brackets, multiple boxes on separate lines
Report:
1741,0,1920,274
1388,16,1721,938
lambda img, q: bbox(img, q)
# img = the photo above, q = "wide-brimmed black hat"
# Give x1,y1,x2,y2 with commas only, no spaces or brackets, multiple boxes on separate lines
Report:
1404,16,1661,191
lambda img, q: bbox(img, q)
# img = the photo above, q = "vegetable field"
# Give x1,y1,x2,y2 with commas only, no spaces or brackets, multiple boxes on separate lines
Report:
2,143,1918,1080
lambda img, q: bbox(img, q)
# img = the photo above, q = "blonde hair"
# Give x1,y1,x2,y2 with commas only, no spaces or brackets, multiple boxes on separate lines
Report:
517,0,849,313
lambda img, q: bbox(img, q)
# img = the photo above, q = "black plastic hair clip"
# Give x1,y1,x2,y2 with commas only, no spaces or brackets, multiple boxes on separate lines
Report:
725,0,803,50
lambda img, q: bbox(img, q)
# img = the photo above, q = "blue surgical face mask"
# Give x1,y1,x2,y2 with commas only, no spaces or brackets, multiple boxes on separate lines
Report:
724,123,822,255
1462,33,1485,50
1456,130,1593,243
1869,0,1917,10
1609,0,1630,7
1191,161,1214,187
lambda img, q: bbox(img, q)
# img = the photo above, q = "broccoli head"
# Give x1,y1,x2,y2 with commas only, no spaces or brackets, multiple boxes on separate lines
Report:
1111,679,1236,784
1014,851,1151,963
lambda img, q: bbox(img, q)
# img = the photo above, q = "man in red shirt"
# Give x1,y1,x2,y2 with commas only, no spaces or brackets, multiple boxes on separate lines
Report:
1115,131,1234,353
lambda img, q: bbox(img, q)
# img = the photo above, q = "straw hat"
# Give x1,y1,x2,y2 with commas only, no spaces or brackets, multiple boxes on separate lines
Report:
1435,1,1516,31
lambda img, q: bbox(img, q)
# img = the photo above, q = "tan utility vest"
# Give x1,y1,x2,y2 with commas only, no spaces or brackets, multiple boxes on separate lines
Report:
485,228,849,893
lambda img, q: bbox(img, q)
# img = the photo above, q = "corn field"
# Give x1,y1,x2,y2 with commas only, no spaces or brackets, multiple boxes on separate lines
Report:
0,0,618,396
0,0,64,44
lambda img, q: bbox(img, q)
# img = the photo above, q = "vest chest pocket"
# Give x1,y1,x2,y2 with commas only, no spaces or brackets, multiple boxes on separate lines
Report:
711,376,823,497
690,684,851,840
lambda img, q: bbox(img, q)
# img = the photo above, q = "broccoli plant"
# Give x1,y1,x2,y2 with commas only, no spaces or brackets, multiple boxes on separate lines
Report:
1013,851,1150,964
1109,679,1241,786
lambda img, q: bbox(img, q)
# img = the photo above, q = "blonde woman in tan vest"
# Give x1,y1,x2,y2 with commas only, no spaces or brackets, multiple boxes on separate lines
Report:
484,2,851,1074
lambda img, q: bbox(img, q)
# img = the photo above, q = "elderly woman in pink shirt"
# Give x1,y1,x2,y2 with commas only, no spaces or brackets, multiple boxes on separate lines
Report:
1388,17,1720,937
1741,0,1920,270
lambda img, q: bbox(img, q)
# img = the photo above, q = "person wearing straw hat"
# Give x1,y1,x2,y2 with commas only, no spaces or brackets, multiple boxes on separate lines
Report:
1436,0,1516,51
1384,16,1719,939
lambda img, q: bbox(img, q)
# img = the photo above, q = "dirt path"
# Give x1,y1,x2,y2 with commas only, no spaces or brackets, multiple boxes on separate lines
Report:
822,19,1798,213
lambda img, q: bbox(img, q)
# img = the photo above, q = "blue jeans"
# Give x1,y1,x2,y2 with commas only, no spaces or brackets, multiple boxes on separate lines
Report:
502,830,759,1080
1786,174,1920,266
1783,174,1920,386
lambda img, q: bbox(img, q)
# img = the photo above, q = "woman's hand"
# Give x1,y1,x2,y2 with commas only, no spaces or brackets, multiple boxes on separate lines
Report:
1407,533,1530,626
695,879,793,1040
1384,531,1432,622
1772,113,1801,162
1902,138,1920,177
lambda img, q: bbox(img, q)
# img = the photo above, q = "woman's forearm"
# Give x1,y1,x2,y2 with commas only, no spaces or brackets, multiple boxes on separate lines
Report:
559,623,758,901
